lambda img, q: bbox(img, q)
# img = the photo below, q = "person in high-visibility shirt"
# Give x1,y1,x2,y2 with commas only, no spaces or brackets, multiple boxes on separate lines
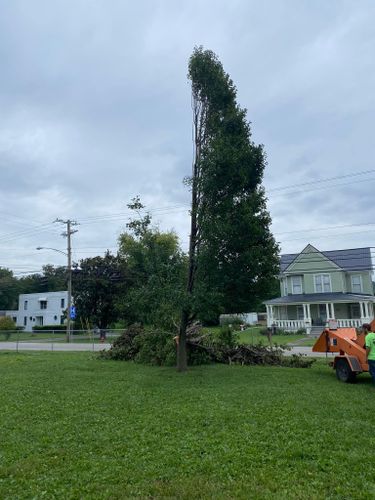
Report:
364,324,375,384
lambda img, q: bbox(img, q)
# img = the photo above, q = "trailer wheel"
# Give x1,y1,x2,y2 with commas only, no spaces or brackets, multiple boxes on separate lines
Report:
335,359,356,383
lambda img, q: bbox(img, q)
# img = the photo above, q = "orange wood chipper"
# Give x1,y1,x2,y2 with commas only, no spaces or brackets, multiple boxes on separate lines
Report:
312,321,375,382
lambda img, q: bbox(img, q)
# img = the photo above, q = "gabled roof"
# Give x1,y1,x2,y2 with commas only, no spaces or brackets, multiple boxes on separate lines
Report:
280,246,372,273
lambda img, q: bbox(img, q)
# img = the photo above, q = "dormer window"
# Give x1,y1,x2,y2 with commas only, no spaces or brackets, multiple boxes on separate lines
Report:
291,276,302,294
351,275,362,293
314,274,331,293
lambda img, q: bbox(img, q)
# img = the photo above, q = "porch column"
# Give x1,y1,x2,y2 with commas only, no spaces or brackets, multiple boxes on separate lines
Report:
271,306,276,325
266,305,275,326
364,302,369,319
266,305,271,327
330,303,335,319
306,303,311,320
326,303,330,321
369,302,374,319
359,302,365,320
364,302,372,319
303,303,312,334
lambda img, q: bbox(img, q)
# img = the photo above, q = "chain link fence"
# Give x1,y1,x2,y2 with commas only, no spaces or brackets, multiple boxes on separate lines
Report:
0,328,122,351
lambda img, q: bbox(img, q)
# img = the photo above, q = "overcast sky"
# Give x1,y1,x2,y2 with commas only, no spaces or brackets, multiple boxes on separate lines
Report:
1,0,375,274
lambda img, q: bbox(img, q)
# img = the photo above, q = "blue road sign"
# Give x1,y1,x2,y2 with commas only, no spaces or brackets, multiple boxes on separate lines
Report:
70,305,76,319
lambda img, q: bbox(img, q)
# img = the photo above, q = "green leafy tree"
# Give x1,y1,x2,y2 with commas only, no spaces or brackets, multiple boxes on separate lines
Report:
178,47,279,371
117,198,187,329
0,316,16,339
72,253,126,329
0,268,19,310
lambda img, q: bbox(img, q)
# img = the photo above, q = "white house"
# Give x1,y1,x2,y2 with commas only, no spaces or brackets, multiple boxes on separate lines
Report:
9,291,69,332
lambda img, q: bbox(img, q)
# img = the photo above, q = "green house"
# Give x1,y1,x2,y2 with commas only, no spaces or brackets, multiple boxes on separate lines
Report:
264,244,374,334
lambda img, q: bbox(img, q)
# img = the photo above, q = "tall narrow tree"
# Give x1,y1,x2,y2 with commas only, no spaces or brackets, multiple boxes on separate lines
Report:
177,47,279,371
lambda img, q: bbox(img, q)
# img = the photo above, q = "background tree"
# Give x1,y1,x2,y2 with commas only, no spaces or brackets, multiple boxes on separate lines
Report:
0,268,19,310
117,197,186,330
17,265,67,295
178,47,279,371
72,252,126,329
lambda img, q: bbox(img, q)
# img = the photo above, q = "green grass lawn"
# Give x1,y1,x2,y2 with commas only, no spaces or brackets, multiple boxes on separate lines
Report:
0,352,374,499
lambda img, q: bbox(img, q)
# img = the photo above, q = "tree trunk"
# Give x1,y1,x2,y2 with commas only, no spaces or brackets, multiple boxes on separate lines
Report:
177,95,203,372
177,308,189,371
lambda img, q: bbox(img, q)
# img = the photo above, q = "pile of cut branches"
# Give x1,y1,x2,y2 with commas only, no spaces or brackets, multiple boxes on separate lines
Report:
186,325,315,368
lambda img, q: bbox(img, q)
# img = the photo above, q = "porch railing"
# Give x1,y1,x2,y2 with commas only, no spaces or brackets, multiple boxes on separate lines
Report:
273,320,305,330
336,319,363,328
273,318,365,331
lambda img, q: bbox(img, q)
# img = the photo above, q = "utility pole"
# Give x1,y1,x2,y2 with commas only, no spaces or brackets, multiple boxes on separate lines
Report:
55,219,78,342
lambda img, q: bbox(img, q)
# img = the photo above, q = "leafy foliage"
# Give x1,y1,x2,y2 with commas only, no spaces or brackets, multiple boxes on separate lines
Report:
117,199,187,330
0,268,19,310
72,252,127,329
187,47,279,318
0,316,16,339
100,324,176,366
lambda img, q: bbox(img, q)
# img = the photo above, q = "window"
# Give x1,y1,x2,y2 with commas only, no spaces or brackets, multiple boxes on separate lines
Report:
40,301,47,310
60,316,65,325
23,316,27,326
61,298,65,308
12,317,17,323
283,279,288,295
291,276,302,294
24,300,28,310
314,274,331,293
351,275,362,293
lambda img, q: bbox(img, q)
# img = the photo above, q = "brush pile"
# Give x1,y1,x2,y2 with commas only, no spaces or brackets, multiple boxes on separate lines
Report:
99,322,315,368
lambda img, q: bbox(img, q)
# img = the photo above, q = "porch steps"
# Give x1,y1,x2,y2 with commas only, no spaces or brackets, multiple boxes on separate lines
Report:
310,326,324,337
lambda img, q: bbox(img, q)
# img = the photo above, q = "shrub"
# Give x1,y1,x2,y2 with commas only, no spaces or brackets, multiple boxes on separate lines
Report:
0,316,16,340
32,325,68,332
260,327,306,336
220,316,244,330
134,328,176,366
100,324,143,361
216,326,238,348
281,354,315,368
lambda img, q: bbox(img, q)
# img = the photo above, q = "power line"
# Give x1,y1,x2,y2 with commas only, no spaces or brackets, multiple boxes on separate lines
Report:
267,168,375,192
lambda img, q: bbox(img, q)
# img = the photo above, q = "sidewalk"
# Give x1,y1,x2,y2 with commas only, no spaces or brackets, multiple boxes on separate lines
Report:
0,341,331,358
0,342,111,351
287,346,334,358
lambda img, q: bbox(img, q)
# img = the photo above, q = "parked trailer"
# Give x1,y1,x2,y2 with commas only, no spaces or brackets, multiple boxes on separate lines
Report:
312,327,370,383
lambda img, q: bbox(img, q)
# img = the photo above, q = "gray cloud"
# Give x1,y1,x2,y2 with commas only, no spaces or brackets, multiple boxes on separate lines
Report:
1,0,375,273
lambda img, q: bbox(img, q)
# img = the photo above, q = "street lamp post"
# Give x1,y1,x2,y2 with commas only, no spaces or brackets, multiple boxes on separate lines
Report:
36,246,72,343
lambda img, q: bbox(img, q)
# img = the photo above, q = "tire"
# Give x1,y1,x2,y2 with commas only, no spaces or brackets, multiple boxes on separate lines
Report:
335,358,356,383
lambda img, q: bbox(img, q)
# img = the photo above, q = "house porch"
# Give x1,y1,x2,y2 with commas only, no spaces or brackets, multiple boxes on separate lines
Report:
265,300,374,334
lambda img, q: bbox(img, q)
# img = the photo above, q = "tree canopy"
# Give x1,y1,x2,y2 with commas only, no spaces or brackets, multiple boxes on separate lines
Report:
178,47,279,370
117,198,186,330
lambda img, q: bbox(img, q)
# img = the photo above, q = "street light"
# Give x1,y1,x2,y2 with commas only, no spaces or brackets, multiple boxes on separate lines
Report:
36,246,72,343
36,246,67,256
